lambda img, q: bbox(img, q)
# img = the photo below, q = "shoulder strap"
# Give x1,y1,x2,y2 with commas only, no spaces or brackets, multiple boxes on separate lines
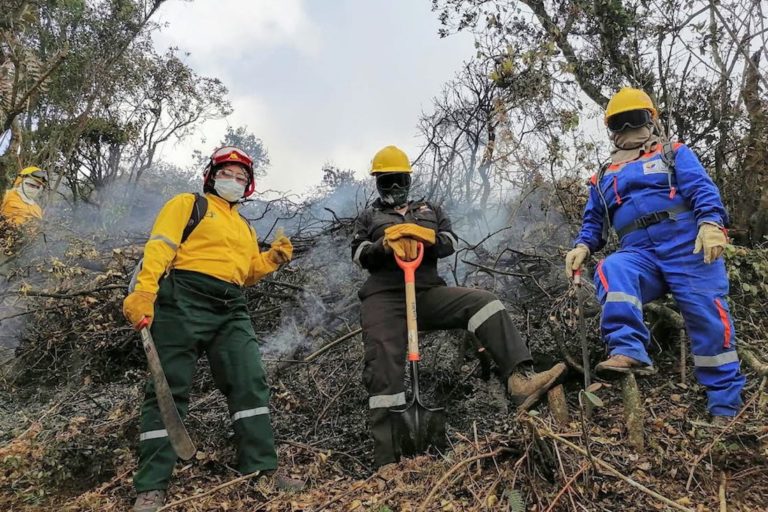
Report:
660,141,676,172
596,161,610,183
180,193,208,244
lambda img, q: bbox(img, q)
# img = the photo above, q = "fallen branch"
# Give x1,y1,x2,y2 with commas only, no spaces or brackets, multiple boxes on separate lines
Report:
686,390,759,490
719,471,727,512
278,438,371,473
529,418,694,512
461,259,552,298
315,474,378,511
279,328,363,372
544,463,588,512
738,347,768,377
305,328,362,362
419,447,512,511
156,470,262,511
263,279,305,292
2,284,125,299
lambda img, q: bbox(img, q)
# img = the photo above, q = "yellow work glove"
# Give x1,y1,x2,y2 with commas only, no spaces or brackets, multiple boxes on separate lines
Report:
384,223,436,245
564,244,590,279
122,291,156,329
384,237,419,261
693,222,727,264
268,228,293,265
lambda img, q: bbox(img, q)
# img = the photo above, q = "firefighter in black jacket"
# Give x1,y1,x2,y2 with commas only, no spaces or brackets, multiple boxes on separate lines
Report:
352,145,567,467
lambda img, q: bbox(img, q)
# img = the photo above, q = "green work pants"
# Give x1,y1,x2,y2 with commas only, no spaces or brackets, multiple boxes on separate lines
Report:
134,270,276,492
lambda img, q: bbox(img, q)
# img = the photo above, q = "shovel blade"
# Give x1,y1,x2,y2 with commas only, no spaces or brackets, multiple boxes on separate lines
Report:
390,401,446,456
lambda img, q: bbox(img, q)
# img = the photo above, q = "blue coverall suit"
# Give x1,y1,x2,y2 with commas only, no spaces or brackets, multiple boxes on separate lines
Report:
575,142,745,416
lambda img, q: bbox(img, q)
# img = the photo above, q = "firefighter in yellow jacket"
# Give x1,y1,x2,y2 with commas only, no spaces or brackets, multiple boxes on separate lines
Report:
123,147,302,512
1,166,47,226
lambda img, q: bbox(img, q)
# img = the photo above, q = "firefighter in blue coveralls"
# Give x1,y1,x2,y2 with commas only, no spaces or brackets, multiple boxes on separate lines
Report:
565,87,745,420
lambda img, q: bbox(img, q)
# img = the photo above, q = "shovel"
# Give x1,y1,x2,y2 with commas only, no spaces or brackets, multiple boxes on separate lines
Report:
390,242,447,456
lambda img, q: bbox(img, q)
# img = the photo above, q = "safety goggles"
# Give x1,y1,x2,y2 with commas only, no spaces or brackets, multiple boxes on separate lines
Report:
606,109,652,132
375,172,411,190
216,166,249,185
211,146,254,169
30,170,47,181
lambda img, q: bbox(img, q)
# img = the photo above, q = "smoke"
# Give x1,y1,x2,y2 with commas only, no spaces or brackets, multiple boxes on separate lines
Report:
0,164,199,351
437,182,572,289
258,182,371,357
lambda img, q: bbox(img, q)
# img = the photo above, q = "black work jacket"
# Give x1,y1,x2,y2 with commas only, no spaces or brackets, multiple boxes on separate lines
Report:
351,198,458,298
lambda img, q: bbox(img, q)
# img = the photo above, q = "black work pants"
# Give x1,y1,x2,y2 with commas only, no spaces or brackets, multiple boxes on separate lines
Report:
360,285,531,466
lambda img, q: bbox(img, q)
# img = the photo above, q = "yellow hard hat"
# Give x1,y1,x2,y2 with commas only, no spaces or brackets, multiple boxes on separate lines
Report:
605,87,657,124
370,145,412,175
19,166,47,182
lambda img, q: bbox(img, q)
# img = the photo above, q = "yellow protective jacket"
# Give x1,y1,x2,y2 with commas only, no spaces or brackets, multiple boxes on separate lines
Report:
134,192,280,294
0,188,43,226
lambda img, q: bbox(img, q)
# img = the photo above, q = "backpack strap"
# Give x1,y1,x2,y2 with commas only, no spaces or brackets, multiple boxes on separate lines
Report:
659,140,677,198
592,161,613,240
181,193,208,244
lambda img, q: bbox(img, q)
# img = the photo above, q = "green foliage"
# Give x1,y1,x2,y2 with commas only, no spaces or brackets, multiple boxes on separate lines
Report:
501,488,525,512
581,390,604,407
1,0,237,204
431,0,768,240
724,246,768,336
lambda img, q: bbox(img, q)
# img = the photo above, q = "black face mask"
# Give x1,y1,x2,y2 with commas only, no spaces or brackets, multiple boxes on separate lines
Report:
376,173,411,206
607,109,652,132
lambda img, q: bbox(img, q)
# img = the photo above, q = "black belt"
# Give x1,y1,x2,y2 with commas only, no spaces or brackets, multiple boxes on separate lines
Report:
616,205,690,238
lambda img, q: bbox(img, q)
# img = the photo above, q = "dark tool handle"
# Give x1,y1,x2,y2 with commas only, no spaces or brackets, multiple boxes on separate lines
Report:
574,270,592,389
395,243,425,361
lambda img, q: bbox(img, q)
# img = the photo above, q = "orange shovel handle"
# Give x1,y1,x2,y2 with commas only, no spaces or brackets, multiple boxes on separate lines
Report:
394,242,425,282
395,243,424,362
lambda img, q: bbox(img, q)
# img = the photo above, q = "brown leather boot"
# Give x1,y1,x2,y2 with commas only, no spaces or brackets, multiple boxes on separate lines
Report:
508,362,567,410
595,354,656,376
133,490,166,512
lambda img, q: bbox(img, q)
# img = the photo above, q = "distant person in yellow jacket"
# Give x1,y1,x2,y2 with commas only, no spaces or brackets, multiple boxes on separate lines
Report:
0,166,47,227
123,146,303,512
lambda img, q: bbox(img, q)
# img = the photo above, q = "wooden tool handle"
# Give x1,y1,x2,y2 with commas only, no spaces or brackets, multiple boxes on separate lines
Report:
395,243,424,361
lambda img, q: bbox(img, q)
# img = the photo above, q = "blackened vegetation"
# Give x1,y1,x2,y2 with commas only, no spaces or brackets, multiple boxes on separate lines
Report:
0,200,766,511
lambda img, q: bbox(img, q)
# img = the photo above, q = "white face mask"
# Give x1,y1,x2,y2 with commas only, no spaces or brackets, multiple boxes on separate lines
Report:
215,178,245,202
21,178,44,201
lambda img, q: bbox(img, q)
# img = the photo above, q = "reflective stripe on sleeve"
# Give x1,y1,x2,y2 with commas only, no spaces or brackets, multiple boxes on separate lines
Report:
353,241,373,266
149,234,179,251
467,300,506,333
369,392,406,409
231,407,269,422
139,429,168,441
693,351,739,368
606,291,642,310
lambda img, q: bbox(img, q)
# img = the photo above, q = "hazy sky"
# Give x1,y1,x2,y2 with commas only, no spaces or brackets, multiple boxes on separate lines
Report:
151,0,475,195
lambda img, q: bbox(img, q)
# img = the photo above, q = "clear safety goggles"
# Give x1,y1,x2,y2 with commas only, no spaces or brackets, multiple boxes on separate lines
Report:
216,166,249,185
606,109,652,132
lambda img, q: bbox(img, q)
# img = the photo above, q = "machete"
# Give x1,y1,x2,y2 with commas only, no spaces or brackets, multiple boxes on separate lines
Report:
138,318,196,460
